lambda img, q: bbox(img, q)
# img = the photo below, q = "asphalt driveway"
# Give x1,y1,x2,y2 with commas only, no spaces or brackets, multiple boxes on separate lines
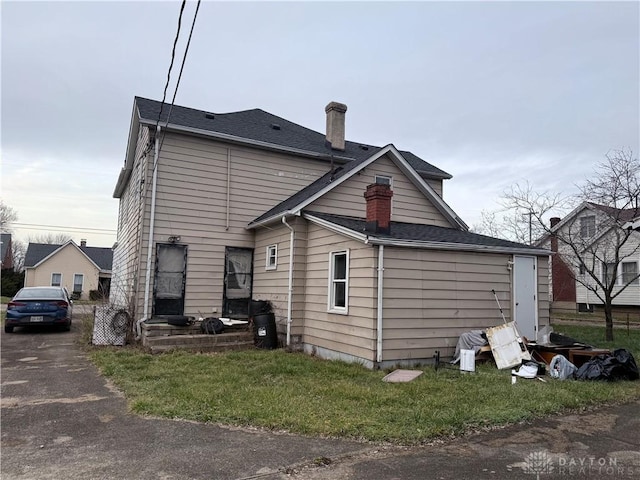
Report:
2,320,639,479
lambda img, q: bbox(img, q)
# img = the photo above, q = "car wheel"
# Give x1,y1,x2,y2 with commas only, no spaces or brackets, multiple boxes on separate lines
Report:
4,325,14,333
63,322,71,332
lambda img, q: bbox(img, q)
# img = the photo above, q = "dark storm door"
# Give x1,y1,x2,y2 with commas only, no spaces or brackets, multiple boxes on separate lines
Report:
153,243,188,316
223,247,253,318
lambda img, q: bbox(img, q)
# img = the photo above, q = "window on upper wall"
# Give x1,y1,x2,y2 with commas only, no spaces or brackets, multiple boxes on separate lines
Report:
602,262,616,285
51,273,62,287
580,215,596,238
328,250,349,313
621,262,639,285
266,244,277,270
375,175,392,187
73,274,84,294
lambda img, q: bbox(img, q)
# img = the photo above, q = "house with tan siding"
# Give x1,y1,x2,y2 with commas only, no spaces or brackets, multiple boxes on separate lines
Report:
24,240,113,300
111,97,550,368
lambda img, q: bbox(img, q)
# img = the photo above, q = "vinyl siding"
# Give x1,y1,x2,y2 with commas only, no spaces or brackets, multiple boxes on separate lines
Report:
110,125,150,311
308,154,451,227
25,244,100,300
381,249,549,362
575,235,640,306
118,131,331,317
302,223,377,361
253,217,308,339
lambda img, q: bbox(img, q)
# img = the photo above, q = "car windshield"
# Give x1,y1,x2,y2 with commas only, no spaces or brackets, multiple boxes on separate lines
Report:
15,288,65,300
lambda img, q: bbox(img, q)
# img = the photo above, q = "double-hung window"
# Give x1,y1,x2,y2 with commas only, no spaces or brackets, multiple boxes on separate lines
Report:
73,274,84,294
266,244,277,270
328,250,349,313
621,262,639,285
580,216,596,238
51,273,62,287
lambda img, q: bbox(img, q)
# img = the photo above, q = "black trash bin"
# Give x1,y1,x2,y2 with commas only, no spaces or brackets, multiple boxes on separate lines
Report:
253,312,278,349
250,299,272,316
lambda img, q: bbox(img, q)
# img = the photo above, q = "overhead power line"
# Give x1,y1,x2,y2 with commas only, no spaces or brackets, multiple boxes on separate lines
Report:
13,223,116,233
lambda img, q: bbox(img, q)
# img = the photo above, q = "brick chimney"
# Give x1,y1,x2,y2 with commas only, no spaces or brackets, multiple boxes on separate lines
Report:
364,183,393,234
325,101,347,151
80,239,87,247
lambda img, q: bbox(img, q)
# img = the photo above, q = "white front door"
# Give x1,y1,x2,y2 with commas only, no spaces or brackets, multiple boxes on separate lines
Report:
513,255,538,341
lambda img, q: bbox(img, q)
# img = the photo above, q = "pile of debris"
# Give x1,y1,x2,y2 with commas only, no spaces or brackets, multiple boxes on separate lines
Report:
447,323,639,382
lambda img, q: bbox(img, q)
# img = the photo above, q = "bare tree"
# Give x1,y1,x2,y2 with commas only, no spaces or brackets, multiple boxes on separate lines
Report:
474,182,566,244
0,200,18,233
11,240,26,272
28,233,73,245
489,149,640,341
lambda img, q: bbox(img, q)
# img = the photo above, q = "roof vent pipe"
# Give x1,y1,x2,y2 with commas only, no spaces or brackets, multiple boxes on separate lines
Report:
325,101,347,151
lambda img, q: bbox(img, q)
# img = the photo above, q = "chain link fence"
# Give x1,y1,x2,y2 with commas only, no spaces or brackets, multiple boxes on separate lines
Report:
92,304,132,346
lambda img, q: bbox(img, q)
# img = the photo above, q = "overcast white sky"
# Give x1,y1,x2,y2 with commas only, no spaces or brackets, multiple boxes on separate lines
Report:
2,1,638,248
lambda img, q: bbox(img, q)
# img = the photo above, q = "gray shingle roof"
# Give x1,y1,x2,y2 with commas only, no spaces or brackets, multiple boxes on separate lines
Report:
24,243,113,270
249,159,365,226
305,212,546,251
135,97,452,180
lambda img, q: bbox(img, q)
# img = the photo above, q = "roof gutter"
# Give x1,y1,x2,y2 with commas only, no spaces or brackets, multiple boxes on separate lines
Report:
367,237,551,256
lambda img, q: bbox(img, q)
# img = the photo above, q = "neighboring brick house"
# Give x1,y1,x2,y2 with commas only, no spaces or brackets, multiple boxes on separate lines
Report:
24,240,113,300
111,97,550,367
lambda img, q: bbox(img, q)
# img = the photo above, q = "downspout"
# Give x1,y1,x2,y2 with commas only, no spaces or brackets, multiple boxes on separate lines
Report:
376,244,384,364
225,148,231,231
282,216,295,346
136,125,160,340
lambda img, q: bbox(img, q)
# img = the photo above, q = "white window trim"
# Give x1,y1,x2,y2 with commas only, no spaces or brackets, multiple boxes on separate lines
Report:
51,273,62,287
374,174,393,188
327,249,349,314
73,273,84,293
266,244,277,271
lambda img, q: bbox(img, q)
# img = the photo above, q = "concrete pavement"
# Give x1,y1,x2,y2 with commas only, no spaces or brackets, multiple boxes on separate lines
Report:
1,322,639,479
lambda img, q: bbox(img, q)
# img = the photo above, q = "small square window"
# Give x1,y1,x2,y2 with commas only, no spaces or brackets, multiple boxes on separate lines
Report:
51,273,62,287
375,175,392,186
266,245,277,270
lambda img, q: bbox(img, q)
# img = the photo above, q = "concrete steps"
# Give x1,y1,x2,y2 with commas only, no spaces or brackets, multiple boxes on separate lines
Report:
141,321,255,354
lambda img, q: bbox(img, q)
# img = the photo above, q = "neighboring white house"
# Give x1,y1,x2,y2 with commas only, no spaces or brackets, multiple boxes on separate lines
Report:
542,202,640,312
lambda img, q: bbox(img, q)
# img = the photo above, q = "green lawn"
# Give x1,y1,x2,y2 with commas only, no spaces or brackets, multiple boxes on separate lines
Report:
89,324,640,445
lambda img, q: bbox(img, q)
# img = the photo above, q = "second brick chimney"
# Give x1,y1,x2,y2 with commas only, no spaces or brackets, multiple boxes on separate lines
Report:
364,183,393,235
325,101,347,151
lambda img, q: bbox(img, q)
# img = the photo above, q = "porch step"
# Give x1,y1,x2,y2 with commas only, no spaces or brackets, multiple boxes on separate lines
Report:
141,322,255,354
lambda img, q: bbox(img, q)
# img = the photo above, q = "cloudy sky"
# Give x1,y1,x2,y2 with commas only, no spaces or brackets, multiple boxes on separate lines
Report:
2,1,638,248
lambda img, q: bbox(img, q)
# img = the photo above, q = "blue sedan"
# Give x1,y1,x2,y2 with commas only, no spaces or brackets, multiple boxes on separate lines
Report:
4,287,73,333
